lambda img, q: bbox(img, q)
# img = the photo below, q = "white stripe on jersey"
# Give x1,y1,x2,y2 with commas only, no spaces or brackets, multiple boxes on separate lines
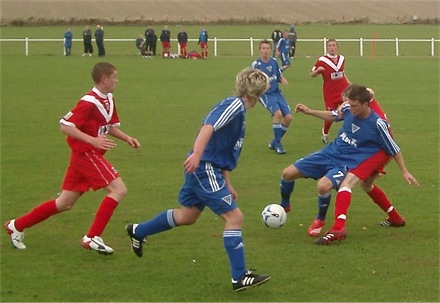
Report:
81,94,114,123
376,118,400,155
205,162,220,191
319,55,345,72
213,98,242,130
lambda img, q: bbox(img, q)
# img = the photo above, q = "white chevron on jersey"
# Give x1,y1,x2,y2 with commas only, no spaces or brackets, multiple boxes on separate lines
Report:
319,55,345,72
81,94,114,123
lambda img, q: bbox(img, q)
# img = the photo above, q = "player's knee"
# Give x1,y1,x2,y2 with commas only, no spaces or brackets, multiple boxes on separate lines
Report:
283,114,293,125
317,178,333,195
281,166,297,181
360,181,373,193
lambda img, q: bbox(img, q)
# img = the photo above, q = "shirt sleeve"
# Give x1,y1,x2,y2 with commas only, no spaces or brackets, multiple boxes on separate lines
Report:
376,118,400,155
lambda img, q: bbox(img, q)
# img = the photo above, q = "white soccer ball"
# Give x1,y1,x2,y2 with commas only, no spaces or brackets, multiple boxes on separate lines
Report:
261,204,287,228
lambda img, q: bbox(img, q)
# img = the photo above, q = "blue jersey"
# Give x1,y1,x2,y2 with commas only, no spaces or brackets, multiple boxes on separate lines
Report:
276,38,291,55
198,30,208,43
251,58,282,94
322,103,400,168
192,97,246,171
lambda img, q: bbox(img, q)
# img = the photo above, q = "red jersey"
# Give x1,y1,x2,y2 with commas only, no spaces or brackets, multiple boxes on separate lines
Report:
312,54,349,106
60,87,120,154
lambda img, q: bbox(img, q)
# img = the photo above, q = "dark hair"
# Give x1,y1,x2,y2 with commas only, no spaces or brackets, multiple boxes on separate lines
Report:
259,39,272,49
344,84,371,104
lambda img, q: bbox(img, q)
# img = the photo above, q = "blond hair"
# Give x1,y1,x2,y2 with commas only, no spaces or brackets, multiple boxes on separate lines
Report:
235,68,269,101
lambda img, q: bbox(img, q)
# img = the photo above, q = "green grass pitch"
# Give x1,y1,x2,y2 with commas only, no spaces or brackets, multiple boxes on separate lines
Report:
1,24,439,302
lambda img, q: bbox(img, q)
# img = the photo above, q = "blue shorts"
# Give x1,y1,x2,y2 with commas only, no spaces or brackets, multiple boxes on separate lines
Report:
259,92,291,117
178,162,237,215
293,151,348,189
280,52,291,66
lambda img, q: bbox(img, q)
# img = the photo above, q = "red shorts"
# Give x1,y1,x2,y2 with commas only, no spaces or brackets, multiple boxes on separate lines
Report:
162,41,171,48
62,151,120,192
179,42,187,49
199,42,208,49
349,150,391,181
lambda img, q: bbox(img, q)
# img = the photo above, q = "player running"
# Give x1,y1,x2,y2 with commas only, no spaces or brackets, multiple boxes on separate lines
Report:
310,39,350,143
252,39,292,154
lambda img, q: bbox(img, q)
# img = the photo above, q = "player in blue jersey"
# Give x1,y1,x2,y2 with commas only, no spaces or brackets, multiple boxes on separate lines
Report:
125,68,271,292
278,85,414,227
308,86,419,244
252,39,292,154
275,30,292,73
198,27,208,58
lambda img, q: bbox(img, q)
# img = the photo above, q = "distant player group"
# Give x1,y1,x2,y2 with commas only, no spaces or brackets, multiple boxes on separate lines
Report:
136,25,208,59
5,26,419,293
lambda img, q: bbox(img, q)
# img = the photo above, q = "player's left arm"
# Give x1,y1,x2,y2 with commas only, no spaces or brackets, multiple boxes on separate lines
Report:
392,152,419,186
108,126,141,149
376,119,418,186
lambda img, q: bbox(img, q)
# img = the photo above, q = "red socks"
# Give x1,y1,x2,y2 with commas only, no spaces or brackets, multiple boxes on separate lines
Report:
368,185,402,222
323,120,333,135
14,199,59,231
333,187,352,230
86,196,118,237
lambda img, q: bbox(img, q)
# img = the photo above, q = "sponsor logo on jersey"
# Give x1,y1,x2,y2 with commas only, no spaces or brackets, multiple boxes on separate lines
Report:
339,132,357,147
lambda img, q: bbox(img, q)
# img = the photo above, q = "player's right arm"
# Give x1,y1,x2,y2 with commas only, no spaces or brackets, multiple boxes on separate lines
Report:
60,124,116,150
295,103,338,121
184,124,214,173
310,66,325,78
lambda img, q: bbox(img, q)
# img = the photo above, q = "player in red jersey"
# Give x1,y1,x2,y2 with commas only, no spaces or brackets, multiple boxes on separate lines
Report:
310,39,350,144
310,86,418,244
4,62,141,254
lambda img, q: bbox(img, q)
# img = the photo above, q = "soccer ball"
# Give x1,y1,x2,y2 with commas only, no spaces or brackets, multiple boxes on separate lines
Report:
261,204,287,228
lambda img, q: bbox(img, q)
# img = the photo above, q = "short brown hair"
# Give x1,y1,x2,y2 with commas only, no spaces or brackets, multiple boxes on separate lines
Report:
91,62,116,84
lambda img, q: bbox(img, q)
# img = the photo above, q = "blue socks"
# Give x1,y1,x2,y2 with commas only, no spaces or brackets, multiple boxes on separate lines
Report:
135,209,176,238
317,193,331,221
280,178,295,208
224,230,246,281
273,123,289,144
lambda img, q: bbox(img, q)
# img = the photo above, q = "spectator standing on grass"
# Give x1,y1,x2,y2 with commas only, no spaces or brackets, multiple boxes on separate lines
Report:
144,25,156,57
125,68,271,292
198,27,208,58
271,26,282,57
160,25,171,57
288,24,297,59
252,39,292,155
95,25,105,57
276,30,292,73
310,38,350,144
82,25,93,56
4,62,141,255
63,28,73,56
177,26,188,58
